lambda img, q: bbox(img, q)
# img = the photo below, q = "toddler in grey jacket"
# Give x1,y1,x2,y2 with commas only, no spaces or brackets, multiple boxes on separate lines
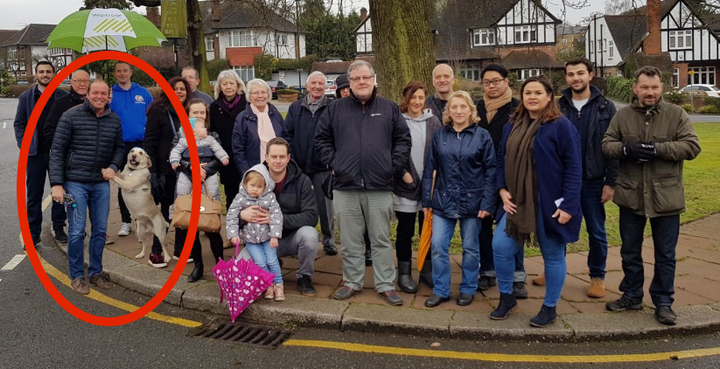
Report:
170,119,229,199
226,164,285,300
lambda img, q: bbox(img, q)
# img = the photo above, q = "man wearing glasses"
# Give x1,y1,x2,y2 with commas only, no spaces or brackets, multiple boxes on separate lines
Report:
314,60,411,306
14,60,67,249
474,64,527,298
44,69,92,243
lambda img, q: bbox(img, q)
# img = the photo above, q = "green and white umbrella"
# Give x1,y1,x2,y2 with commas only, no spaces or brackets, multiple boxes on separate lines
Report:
46,8,167,53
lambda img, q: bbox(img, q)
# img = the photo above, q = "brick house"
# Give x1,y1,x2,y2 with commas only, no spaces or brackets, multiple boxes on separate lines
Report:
353,0,564,81
0,24,73,84
586,0,720,87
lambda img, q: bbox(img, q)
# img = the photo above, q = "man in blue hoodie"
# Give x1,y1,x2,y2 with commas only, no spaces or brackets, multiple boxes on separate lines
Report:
554,57,618,298
14,60,67,249
109,61,153,238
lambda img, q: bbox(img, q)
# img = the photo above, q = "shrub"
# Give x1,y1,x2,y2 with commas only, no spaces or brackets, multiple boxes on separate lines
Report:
699,105,719,114
703,96,720,111
7,84,33,98
254,54,278,81
276,55,318,71
276,89,299,95
207,59,230,81
664,90,689,104
606,76,634,102
147,86,163,100
682,104,693,113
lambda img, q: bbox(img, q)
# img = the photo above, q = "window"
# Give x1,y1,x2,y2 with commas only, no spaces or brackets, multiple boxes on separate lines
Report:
233,66,255,82
590,41,594,54
609,41,614,58
514,25,537,44
276,34,288,46
519,69,541,81
673,68,679,88
460,65,482,81
689,66,716,85
229,30,256,47
669,30,692,49
205,37,214,51
8,47,17,61
473,29,495,46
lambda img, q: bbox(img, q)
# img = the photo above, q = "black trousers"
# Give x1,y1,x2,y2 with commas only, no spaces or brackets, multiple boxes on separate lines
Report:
394,210,426,263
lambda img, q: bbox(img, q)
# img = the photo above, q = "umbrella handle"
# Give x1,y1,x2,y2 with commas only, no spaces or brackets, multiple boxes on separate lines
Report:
233,239,240,258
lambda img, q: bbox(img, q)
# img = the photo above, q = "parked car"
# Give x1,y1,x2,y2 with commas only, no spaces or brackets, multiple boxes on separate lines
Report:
325,79,337,99
680,84,720,98
266,80,288,100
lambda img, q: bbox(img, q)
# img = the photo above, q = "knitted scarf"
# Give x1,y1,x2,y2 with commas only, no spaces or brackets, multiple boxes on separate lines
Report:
504,114,542,246
251,103,276,161
484,88,513,123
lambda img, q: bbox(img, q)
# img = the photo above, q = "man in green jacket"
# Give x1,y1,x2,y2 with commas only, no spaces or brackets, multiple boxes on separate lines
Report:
602,66,701,326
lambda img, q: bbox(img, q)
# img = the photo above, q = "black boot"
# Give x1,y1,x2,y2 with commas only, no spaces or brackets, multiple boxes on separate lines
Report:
418,261,433,288
529,304,557,327
397,261,417,293
188,262,204,283
490,293,517,320
365,247,373,266
54,226,68,243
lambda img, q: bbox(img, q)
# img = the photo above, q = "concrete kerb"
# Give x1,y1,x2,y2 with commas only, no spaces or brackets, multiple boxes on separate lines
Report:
50,230,720,341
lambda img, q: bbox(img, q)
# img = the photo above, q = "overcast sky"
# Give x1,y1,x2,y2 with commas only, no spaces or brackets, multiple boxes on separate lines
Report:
0,0,605,30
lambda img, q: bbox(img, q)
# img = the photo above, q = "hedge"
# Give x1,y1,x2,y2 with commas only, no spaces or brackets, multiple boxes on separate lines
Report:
605,76,634,102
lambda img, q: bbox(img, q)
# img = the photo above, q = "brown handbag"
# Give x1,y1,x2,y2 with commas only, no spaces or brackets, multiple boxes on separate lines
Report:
170,182,223,233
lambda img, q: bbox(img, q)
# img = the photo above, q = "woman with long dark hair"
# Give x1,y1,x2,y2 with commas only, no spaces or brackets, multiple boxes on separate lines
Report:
143,76,191,268
490,75,582,327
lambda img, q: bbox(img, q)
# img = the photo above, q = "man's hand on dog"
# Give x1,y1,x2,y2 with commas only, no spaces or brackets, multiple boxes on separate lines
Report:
171,162,180,170
240,205,270,224
101,168,116,180
51,185,65,204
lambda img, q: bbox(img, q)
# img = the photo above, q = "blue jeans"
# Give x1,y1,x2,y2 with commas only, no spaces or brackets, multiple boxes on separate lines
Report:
431,215,480,297
619,208,679,306
479,214,526,282
245,240,283,284
493,213,567,307
26,153,67,240
65,181,110,280
581,180,608,279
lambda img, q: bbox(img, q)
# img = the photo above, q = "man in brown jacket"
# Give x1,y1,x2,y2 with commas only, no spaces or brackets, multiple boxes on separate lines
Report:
602,66,701,326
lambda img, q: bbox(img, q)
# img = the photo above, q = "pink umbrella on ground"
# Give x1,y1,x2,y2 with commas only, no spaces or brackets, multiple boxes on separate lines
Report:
212,242,276,322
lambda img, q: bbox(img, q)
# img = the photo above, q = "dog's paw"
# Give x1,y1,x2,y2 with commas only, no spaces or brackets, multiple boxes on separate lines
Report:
135,252,145,259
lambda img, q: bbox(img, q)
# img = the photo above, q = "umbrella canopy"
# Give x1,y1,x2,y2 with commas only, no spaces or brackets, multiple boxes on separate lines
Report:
46,8,167,53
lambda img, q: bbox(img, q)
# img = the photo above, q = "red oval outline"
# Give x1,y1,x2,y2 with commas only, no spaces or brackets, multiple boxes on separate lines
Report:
16,50,201,326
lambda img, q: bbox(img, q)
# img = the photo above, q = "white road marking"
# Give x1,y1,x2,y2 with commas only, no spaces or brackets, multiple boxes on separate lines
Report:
1,255,27,271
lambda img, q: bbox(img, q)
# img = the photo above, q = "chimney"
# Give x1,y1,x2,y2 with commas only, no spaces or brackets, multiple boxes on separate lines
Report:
212,0,222,21
360,7,368,22
146,7,160,27
644,0,661,55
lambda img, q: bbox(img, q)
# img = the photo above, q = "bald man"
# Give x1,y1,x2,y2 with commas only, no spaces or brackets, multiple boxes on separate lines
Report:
426,64,455,120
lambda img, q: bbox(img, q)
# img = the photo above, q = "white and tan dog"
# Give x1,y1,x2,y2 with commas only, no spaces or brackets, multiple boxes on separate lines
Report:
113,147,170,263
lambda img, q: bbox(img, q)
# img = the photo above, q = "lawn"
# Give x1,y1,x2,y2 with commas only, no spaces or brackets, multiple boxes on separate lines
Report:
221,122,720,256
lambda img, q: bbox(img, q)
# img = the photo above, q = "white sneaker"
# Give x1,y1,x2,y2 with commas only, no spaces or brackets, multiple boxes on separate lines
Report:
118,222,132,237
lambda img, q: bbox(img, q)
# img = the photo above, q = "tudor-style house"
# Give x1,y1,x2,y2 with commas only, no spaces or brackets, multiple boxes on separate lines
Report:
201,0,306,82
354,0,563,81
0,24,74,84
586,0,720,88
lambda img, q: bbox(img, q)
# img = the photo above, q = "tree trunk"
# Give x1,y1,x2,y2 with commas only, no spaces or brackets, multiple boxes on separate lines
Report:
368,0,435,103
186,0,210,93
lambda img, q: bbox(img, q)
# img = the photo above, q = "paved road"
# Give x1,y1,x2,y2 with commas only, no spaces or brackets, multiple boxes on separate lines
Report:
3,97,720,368
611,99,720,122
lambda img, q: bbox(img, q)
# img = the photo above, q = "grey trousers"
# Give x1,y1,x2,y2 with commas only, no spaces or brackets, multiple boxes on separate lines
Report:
334,190,395,293
237,226,318,279
309,171,335,248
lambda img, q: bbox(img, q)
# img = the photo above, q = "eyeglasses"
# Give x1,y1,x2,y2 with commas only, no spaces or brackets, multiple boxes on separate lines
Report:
250,91,269,96
482,78,505,87
72,79,90,85
349,75,374,82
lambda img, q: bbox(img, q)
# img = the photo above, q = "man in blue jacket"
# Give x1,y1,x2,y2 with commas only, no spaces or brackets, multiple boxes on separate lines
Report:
283,71,336,256
109,61,153,238
315,60,412,306
50,80,124,295
14,60,67,248
554,58,618,298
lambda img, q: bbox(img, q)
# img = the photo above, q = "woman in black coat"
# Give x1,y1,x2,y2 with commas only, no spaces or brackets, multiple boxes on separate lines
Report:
209,69,247,212
143,76,190,267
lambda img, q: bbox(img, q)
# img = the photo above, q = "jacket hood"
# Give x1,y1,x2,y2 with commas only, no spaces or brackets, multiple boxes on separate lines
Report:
403,108,434,123
559,85,603,106
112,82,143,93
264,159,302,185
240,163,275,197
83,98,112,117
631,96,663,116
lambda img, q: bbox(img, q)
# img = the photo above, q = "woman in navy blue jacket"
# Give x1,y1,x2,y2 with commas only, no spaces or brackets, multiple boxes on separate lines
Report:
490,75,582,327
422,91,497,308
232,79,284,176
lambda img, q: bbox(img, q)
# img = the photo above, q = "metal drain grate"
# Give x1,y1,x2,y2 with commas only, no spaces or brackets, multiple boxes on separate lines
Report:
193,320,292,349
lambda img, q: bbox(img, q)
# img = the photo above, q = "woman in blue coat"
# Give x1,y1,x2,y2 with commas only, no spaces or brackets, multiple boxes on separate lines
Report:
232,79,284,176
422,91,497,308
490,75,582,327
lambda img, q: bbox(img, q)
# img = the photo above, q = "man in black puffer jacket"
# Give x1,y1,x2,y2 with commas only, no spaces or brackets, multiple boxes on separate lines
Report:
314,60,411,306
49,80,124,295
